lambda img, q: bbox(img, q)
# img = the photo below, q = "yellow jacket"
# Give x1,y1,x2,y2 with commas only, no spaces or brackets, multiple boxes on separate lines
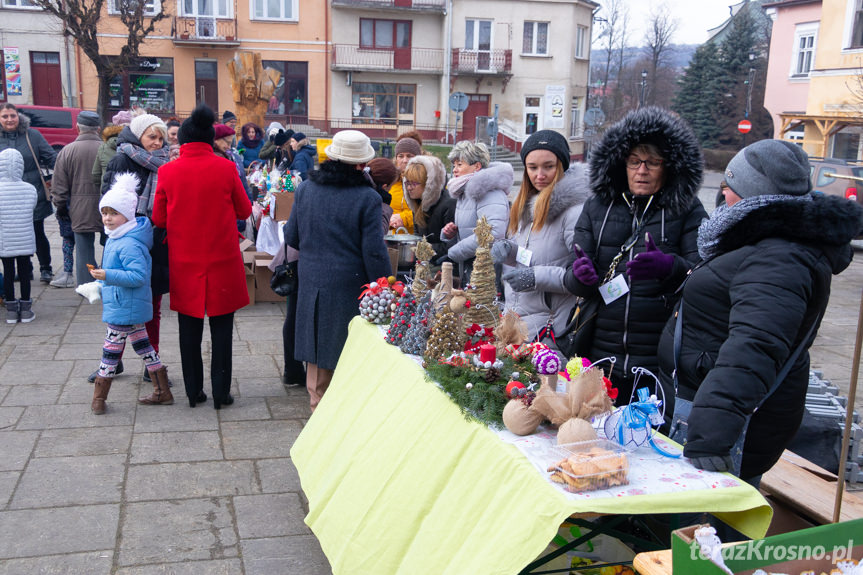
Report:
388,179,414,233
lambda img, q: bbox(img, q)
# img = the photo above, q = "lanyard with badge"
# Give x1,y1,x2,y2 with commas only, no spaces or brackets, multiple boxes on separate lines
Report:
598,195,654,305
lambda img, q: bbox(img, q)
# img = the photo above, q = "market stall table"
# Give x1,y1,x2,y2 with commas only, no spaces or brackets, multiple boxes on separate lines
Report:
290,318,772,575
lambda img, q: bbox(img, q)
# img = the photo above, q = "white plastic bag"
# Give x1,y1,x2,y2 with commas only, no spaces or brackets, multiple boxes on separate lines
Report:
256,215,281,256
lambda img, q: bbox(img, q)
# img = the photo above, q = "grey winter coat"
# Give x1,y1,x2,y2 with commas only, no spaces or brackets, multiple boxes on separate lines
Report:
0,149,38,257
501,164,590,340
51,131,103,234
0,113,56,221
445,161,512,277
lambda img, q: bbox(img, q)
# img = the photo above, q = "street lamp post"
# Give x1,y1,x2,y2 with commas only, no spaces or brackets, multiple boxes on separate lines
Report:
639,69,647,108
743,53,756,146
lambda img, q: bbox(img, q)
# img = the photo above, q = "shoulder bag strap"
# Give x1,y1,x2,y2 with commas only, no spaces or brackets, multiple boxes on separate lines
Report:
24,132,50,194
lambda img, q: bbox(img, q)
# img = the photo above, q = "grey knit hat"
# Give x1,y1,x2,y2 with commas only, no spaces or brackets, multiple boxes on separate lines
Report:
724,139,812,200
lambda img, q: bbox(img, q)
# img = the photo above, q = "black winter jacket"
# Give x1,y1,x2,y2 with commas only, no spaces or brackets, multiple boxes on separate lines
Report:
415,190,456,259
657,194,863,479
100,127,170,296
565,107,707,400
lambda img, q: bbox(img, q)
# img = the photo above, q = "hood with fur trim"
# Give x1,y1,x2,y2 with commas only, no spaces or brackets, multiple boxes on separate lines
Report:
589,106,703,216
450,161,514,201
520,162,590,226
101,125,124,142
710,194,862,274
404,155,447,213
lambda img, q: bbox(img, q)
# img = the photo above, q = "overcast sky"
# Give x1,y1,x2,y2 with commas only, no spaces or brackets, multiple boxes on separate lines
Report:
609,0,738,46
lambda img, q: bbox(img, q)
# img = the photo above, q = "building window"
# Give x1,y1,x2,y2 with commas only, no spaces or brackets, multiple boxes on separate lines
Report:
2,0,40,8
252,0,296,21
569,97,582,139
183,0,229,18
360,19,412,50
352,82,415,125
466,19,492,52
522,21,548,55
575,25,588,59
109,0,160,16
263,60,308,121
792,23,817,76
524,96,541,136
107,57,174,113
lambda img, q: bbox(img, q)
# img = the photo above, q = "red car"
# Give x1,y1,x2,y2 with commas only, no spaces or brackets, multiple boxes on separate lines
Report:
14,105,86,151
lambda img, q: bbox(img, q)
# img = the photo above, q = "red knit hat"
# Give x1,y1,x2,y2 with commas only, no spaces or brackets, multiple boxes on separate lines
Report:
214,123,235,140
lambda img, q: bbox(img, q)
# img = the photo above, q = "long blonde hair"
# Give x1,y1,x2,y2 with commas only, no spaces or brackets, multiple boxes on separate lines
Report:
507,161,565,236
403,161,428,227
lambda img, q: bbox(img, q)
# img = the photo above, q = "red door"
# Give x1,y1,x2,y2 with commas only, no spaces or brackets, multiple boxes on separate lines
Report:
194,61,219,113
461,94,489,141
30,52,62,107
393,21,412,70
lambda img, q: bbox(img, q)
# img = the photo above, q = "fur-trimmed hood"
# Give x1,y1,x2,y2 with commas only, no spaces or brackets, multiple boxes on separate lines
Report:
713,194,862,274
404,155,447,213
101,125,124,142
521,162,590,225
450,161,514,201
309,159,371,188
589,106,703,216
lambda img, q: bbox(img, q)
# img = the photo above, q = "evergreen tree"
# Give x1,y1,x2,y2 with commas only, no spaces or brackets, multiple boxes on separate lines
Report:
673,44,723,147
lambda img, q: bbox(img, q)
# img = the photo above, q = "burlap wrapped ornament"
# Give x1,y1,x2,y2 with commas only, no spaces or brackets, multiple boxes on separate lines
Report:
502,399,543,436
494,311,529,354
532,367,614,445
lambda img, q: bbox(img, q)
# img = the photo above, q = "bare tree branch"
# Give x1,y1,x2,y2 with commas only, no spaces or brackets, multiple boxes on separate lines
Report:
643,4,678,105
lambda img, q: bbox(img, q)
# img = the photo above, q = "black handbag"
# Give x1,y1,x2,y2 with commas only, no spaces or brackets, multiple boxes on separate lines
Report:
270,242,298,297
556,295,600,358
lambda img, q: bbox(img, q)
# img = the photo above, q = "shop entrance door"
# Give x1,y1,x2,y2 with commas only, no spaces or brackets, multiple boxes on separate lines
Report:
31,52,62,107
461,94,489,141
194,61,218,113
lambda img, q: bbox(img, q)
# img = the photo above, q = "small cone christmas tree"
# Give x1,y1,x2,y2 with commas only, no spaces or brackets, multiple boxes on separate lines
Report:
424,262,464,361
385,286,417,345
412,237,435,301
465,216,498,326
400,290,433,355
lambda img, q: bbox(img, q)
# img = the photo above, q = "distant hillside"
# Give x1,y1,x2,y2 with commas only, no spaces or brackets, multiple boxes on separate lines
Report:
590,44,698,72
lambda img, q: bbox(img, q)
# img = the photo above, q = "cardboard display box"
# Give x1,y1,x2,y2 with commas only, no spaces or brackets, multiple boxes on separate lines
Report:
254,254,285,302
272,192,294,222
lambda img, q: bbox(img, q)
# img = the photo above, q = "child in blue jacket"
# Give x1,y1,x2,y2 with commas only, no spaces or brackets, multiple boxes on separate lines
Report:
89,173,172,414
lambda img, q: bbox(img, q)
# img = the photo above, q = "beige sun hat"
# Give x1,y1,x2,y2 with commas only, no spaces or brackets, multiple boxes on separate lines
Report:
324,130,376,164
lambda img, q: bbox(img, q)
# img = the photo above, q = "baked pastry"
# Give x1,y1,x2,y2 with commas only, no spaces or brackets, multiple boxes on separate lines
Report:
547,447,628,492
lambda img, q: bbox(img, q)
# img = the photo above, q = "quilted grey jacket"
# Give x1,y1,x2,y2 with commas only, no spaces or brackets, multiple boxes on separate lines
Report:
0,148,38,257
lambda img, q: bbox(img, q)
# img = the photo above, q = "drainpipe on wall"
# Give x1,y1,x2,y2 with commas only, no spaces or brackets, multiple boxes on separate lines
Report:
63,35,76,107
75,40,84,109
443,0,453,144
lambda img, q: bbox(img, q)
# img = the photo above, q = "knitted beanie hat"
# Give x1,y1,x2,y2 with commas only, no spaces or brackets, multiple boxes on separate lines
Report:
130,114,167,141
394,137,421,157
367,157,399,189
100,172,139,222
222,110,237,123
274,130,291,147
111,110,133,126
520,129,570,171
724,139,812,200
291,132,307,143
76,111,101,128
178,104,216,146
214,123,235,140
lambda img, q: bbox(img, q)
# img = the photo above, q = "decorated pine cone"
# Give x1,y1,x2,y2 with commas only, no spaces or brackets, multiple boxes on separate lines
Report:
359,289,396,324
484,366,501,383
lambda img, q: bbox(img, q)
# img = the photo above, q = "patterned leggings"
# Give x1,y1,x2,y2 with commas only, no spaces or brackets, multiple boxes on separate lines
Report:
98,323,162,378
58,217,74,273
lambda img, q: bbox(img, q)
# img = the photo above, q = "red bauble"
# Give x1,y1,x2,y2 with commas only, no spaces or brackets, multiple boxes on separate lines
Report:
505,380,526,398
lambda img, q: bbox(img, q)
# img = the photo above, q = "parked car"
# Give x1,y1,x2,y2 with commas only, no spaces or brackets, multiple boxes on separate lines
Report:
14,105,85,151
809,157,863,203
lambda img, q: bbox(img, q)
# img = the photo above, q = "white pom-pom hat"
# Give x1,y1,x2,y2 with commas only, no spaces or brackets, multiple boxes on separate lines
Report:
99,172,140,222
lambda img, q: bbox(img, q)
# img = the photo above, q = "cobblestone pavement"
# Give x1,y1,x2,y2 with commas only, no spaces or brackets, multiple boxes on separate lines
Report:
0,219,333,574
1,172,861,572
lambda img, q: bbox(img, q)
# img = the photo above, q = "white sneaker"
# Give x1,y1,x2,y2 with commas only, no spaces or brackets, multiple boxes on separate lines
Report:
50,271,75,288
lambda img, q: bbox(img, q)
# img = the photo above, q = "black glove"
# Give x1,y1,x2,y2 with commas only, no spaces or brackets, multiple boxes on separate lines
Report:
688,454,734,473
55,204,69,219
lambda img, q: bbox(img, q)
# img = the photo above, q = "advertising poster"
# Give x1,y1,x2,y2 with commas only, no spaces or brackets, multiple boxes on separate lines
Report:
4,47,21,96
544,84,566,130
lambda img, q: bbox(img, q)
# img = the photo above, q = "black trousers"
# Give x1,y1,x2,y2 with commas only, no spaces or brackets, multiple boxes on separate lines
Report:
282,294,306,384
33,219,51,271
178,312,234,401
2,256,32,301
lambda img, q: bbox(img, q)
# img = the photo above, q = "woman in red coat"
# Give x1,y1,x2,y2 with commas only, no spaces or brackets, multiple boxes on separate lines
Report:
153,105,252,409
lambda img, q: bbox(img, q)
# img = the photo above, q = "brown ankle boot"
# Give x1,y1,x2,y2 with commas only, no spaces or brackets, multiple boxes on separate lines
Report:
92,376,113,415
138,366,174,405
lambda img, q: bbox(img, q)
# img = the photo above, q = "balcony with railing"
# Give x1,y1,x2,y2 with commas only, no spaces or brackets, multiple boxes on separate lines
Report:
450,49,512,76
331,0,446,13
331,45,444,74
172,16,240,46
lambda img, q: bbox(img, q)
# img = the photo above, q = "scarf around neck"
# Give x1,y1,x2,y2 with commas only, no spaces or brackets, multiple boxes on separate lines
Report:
446,171,478,196
117,142,169,217
697,194,813,261
105,218,138,239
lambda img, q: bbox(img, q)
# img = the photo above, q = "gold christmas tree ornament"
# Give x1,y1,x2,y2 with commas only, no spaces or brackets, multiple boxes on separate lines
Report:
464,216,498,326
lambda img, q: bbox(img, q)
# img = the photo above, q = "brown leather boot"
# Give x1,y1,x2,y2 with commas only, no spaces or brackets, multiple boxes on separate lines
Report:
92,376,113,415
138,366,174,405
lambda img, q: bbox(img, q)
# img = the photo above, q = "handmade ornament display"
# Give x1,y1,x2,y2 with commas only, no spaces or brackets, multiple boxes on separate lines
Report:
464,216,499,326
532,367,614,445
464,323,495,353
359,277,398,325
412,237,436,301
494,311,529,354
604,368,678,457
502,389,543,436
424,265,466,361
385,286,417,345
400,291,433,355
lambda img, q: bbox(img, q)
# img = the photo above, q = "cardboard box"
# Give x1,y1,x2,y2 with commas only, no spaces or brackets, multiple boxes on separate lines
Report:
671,519,863,574
244,261,256,306
272,192,294,222
239,238,256,253
254,256,285,302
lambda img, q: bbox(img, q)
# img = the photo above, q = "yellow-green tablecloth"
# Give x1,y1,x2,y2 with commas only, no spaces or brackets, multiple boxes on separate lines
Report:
291,318,772,575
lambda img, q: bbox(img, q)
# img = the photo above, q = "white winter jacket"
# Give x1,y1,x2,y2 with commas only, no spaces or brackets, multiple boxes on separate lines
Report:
0,148,38,258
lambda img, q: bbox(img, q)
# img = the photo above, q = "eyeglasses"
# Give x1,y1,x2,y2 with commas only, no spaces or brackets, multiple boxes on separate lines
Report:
626,157,664,170
404,181,422,188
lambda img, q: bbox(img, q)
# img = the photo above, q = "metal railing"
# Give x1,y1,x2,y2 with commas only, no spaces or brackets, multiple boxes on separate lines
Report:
331,45,445,73
450,49,512,75
331,0,445,10
173,16,238,43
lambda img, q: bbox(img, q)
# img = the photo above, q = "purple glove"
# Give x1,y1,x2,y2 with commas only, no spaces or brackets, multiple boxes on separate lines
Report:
626,232,673,281
571,244,599,286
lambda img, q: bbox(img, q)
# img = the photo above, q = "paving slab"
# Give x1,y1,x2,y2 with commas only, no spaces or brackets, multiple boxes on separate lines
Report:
115,559,244,575
0,471,19,507
0,359,73,385
0,407,23,430
0,551,113,575
9,454,126,509
233,493,310,539
241,536,332,575
35,426,132,457
0,430,38,471
214,396,272,421
267,395,312,420
118,498,238,566
1,384,62,406
221,420,303,459
126,461,259,501
235,378,288,397
133,402,219,433
0,505,119,558
130,431,223,464
256,458,302,494
16,402,135,429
